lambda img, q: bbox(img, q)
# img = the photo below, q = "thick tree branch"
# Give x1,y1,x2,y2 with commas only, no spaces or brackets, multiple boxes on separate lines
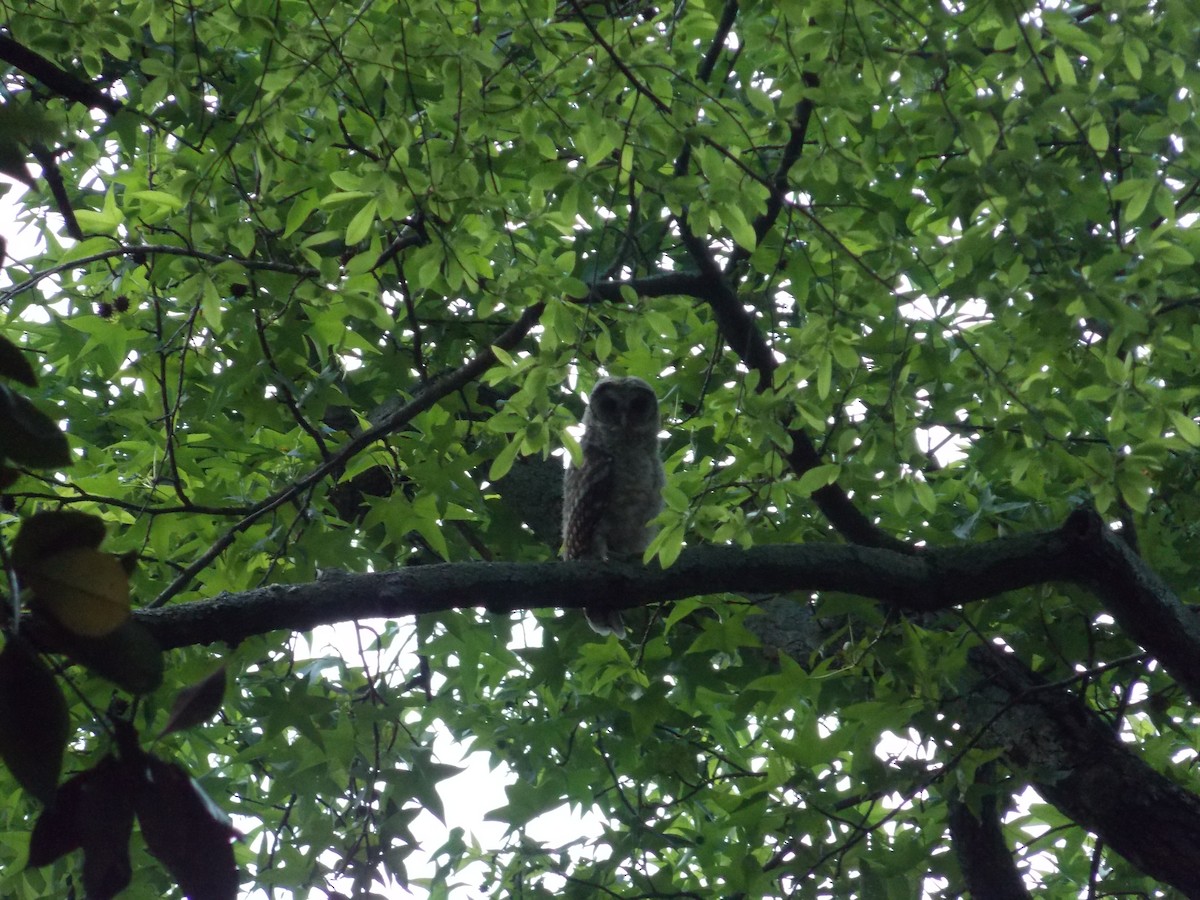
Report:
947,769,1031,900
132,509,1200,707
131,528,1068,647
586,272,711,302
0,35,122,114
1067,513,1200,702
101,511,1090,631
724,84,819,274
966,646,1200,896
696,0,739,84
28,143,82,240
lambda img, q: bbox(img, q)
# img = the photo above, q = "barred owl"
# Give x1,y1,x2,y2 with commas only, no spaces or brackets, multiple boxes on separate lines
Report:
562,376,665,637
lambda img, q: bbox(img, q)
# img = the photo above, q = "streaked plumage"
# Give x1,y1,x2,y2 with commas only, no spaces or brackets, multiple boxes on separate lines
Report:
562,377,665,637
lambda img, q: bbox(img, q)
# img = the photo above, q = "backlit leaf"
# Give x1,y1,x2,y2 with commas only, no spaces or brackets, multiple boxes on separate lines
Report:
25,548,131,638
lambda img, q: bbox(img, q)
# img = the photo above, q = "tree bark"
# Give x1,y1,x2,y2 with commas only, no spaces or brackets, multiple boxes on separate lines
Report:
965,646,1200,897
130,509,1200,703
947,768,1031,900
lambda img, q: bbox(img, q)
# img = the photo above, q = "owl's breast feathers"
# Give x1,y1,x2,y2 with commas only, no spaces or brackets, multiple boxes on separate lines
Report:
562,443,615,560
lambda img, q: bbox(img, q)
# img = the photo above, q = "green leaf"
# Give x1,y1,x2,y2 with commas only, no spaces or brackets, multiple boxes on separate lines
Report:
816,349,832,400
488,436,523,482
284,191,319,238
74,188,125,233
795,464,841,497
723,204,757,251
1122,40,1143,80
1169,411,1200,447
1118,178,1154,221
645,522,685,568
1053,46,1077,86
912,478,937,513
345,197,378,245
127,189,184,212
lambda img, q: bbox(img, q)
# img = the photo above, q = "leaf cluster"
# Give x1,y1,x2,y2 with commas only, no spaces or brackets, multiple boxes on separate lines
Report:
1,0,1200,897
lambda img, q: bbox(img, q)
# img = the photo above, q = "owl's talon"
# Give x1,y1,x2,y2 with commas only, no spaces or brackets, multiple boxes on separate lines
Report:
585,607,628,639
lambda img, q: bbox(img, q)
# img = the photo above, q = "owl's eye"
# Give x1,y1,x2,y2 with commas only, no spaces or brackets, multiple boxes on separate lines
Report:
628,392,654,419
595,393,619,417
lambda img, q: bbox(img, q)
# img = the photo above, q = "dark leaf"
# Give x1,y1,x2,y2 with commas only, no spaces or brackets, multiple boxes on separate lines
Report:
0,334,36,386
28,768,86,867
160,666,226,737
0,635,68,803
117,550,139,576
78,756,135,900
45,617,164,695
12,511,107,572
0,139,36,189
132,753,238,900
29,756,133,900
0,107,51,190
0,384,70,468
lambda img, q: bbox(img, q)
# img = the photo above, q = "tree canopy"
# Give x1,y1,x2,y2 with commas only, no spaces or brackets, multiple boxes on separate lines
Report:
2,0,1200,896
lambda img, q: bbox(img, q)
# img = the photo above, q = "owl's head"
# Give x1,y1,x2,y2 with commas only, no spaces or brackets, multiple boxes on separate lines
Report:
586,377,659,434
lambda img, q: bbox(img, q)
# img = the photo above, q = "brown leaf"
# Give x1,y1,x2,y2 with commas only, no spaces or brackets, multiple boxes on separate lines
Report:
131,753,238,900
160,666,226,737
27,768,85,867
28,755,133,900
0,466,19,492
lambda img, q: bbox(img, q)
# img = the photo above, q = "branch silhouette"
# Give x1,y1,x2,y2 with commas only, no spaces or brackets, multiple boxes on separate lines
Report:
132,508,1200,706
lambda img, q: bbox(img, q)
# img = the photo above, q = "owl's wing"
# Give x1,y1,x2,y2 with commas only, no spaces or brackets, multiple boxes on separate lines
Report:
562,443,614,560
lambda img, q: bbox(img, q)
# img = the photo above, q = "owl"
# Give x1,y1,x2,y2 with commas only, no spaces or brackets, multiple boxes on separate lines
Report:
562,376,666,637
